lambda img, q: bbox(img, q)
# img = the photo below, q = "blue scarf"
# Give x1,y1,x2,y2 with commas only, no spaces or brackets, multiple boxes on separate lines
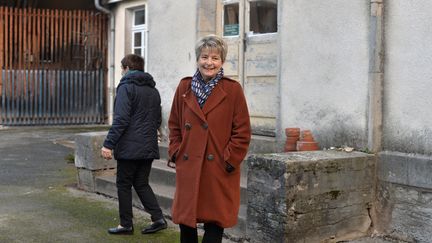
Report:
191,68,224,108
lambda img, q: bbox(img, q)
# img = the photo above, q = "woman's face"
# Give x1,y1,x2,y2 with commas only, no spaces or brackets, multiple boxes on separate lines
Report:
197,48,223,82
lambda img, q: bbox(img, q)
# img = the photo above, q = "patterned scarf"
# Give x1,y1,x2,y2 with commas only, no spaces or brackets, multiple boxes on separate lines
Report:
191,68,224,108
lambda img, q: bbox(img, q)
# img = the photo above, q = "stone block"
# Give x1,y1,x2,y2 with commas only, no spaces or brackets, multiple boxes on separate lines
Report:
378,151,432,189
75,131,116,170
246,151,375,243
374,181,432,243
77,167,116,192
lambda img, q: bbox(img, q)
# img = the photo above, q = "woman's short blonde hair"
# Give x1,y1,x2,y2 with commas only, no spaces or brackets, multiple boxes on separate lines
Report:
195,35,228,63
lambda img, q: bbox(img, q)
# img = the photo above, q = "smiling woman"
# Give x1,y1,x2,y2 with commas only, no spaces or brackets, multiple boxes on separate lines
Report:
197,48,224,82
168,35,251,243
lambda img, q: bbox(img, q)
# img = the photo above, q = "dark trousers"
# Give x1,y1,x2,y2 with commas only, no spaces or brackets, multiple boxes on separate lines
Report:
180,223,224,243
116,159,163,227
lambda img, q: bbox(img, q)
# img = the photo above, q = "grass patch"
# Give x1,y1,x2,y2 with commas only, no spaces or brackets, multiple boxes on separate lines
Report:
64,153,75,164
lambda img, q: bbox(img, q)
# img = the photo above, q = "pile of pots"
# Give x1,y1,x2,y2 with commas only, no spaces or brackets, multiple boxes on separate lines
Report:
284,128,319,152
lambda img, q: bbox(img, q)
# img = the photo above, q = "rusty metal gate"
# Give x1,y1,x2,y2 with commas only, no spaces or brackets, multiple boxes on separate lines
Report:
0,7,108,125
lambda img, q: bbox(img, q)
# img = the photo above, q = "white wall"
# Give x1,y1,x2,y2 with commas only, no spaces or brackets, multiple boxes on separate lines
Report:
147,1,197,140
279,0,370,149
111,0,197,140
384,1,432,154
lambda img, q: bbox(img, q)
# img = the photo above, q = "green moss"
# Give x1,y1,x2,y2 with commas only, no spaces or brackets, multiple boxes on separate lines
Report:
16,185,182,243
0,165,182,242
359,147,374,154
64,153,75,164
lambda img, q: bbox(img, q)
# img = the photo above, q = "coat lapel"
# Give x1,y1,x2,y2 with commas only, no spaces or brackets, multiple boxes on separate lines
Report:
202,82,227,115
183,89,207,122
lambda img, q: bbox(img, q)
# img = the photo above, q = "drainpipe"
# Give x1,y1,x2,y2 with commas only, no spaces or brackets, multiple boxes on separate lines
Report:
94,0,115,124
368,0,385,152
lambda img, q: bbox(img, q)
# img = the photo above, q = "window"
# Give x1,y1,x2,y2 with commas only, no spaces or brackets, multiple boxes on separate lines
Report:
131,7,147,68
249,0,277,34
223,3,239,36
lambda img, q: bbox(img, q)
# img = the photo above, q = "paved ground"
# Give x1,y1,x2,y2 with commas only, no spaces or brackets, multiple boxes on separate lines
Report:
0,126,181,243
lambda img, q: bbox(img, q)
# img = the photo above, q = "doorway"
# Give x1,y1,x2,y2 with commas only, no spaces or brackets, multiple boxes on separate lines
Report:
217,0,278,136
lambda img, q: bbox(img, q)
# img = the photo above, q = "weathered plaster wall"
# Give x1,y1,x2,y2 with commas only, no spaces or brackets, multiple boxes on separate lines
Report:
383,1,432,155
374,3,432,241
279,1,370,149
112,0,197,140
147,1,197,140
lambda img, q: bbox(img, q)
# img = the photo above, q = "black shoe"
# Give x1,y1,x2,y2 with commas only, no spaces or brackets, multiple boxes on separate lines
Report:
141,218,167,234
108,225,134,235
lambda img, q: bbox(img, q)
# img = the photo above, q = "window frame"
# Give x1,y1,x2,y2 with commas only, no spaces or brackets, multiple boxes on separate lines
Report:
222,0,240,37
131,6,148,70
222,0,278,38
246,0,278,37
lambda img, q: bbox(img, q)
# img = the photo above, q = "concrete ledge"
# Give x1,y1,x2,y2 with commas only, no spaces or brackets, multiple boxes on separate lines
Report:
374,181,432,243
246,151,375,243
75,131,116,170
375,151,432,243
378,151,432,189
77,168,116,192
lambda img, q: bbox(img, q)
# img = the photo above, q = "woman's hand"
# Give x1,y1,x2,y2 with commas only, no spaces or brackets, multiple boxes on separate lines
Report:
167,154,176,169
101,146,113,160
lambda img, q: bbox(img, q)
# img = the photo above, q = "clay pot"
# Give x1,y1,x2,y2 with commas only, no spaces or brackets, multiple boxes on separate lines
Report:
285,127,300,138
284,142,297,152
284,134,299,152
300,130,315,142
296,141,319,151
286,136,299,144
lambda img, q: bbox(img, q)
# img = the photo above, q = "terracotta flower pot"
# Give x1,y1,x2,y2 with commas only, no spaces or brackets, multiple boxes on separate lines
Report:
284,134,299,152
296,141,319,151
284,142,297,152
286,136,299,144
300,130,315,142
285,127,300,138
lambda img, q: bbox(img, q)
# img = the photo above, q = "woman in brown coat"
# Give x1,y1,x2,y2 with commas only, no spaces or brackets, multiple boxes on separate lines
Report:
168,35,251,243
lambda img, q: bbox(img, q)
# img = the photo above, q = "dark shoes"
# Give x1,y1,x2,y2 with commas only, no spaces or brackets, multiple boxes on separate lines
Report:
108,225,134,235
108,219,167,235
141,218,167,234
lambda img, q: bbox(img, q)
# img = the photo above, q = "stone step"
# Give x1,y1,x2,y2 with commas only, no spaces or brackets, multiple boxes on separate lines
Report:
95,175,175,214
150,159,248,205
95,174,247,238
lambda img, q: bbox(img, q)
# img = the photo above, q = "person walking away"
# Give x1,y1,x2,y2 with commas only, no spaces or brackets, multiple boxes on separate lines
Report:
168,35,252,243
101,54,167,235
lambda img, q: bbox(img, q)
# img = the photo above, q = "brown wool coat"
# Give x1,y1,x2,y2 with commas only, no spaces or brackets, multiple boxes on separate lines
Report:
168,77,251,228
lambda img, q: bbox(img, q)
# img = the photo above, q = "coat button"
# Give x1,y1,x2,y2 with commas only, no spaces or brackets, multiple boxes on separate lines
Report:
226,163,235,173
183,154,189,160
207,154,214,161
185,123,192,130
201,123,208,129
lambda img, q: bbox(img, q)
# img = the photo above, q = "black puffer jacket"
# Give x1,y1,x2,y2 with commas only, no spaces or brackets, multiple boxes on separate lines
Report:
103,71,161,160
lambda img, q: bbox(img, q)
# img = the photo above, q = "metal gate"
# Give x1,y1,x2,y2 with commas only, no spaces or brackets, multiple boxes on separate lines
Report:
0,7,108,125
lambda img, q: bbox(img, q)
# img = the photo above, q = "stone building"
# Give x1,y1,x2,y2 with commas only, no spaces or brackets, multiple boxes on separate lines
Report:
97,0,432,242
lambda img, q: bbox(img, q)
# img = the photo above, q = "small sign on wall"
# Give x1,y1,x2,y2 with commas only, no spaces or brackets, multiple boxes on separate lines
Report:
224,24,239,36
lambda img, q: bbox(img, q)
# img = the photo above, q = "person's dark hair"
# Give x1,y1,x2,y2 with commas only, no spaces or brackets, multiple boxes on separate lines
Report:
121,54,145,71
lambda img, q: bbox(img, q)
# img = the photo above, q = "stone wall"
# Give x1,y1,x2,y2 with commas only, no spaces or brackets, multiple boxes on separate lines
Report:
246,151,375,243
374,151,432,243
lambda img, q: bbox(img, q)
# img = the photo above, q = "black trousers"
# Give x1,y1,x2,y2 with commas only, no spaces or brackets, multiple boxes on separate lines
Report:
180,223,224,243
116,159,163,227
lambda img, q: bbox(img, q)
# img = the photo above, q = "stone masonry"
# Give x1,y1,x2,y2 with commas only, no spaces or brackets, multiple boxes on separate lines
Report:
374,151,432,243
74,131,116,191
246,151,375,243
